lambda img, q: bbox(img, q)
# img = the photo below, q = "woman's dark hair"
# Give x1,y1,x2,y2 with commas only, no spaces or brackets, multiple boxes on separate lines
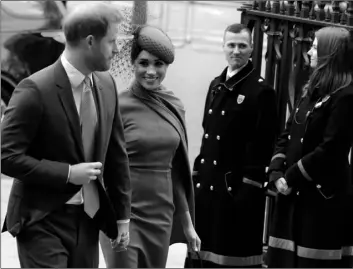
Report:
305,27,353,100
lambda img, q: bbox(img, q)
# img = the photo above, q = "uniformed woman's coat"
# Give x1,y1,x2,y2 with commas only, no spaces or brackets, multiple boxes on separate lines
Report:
190,61,278,267
266,84,353,268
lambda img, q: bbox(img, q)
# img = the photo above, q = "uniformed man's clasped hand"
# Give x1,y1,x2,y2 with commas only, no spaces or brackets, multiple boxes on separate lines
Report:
275,177,292,195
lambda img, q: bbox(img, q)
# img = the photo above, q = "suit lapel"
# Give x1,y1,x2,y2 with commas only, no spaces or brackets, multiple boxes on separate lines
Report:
54,60,85,160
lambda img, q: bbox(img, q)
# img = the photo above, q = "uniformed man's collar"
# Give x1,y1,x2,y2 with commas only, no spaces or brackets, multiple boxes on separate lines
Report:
215,61,255,91
226,61,249,80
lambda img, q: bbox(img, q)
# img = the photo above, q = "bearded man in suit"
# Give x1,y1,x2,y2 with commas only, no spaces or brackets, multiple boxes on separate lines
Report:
1,3,131,268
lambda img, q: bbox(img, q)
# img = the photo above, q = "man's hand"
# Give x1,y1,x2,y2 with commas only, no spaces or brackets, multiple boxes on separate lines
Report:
111,222,130,252
68,162,102,185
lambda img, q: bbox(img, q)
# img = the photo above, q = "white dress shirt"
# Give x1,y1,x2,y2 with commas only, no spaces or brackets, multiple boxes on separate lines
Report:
61,54,93,205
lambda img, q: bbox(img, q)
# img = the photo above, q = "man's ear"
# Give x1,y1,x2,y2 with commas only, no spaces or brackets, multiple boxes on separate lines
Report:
85,35,94,47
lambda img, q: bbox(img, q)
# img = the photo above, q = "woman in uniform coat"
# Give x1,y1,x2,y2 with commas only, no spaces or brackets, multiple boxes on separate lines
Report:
99,25,201,268
266,26,353,268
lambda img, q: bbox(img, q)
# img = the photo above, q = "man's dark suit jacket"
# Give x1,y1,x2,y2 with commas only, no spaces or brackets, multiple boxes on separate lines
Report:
1,59,131,240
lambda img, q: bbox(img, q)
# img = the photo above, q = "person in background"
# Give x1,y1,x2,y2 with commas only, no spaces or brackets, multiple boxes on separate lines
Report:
189,23,278,268
266,26,353,268
100,25,201,268
1,3,131,267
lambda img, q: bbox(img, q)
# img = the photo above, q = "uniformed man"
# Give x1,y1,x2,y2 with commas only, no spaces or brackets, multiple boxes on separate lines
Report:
189,23,278,268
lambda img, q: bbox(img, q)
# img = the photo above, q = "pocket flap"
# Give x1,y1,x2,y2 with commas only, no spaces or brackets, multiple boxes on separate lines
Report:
243,177,263,188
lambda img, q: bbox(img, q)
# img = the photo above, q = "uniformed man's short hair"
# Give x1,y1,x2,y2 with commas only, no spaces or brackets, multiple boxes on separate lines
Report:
63,3,124,47
223,23,252,45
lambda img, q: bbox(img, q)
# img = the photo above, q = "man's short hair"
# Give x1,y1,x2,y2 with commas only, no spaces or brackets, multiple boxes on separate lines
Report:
63,3,124,47
223,23,252,45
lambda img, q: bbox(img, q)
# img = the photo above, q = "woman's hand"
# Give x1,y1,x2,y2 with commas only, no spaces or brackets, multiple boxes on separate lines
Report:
275,177,292,195
180,211,201,252
184,225,201,252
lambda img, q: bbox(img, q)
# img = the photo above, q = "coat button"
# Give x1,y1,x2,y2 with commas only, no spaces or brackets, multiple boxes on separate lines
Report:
213,160,217,165
204,134,209,139
300,138,303,143
210,185,214,191
196,183,201,188
316,184,321,189
227,187,232,191
216,135,220,140
208,109,213,115
201,159,205,164
221,111,225,116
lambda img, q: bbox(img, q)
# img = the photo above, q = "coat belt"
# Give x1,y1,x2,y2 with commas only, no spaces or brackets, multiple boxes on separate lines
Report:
191,250,263,266
269,236,353,260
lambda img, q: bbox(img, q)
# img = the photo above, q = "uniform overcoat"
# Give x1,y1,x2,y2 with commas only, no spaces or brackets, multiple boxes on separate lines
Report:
190,61,278,267
266,85,353,268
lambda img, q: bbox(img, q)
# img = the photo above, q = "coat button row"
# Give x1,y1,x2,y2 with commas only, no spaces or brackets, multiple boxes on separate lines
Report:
195,183,214,190
208,109,226,116
204,134,221,140
195,184,232,192
288,135,304,143
200,159,217,165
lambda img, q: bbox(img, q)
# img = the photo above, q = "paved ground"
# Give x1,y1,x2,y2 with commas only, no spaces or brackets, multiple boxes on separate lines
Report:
1,1,250,267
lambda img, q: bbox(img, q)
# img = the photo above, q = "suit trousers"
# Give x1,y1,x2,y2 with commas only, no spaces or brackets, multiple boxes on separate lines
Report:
16,204,99,268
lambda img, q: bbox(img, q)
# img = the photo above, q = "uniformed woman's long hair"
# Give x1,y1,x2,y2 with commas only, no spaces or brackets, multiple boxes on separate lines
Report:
304,27,353,100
